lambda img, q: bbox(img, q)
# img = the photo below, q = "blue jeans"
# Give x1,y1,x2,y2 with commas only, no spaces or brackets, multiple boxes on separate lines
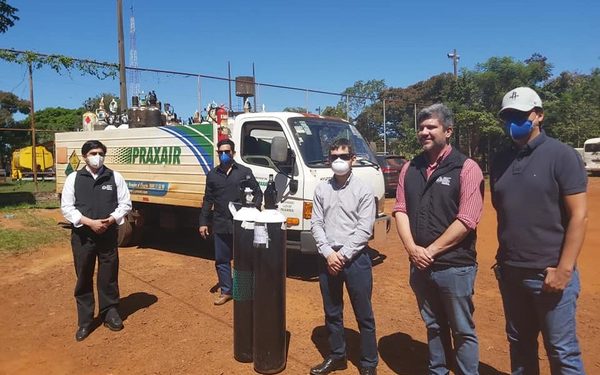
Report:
318,251,378,368
410,265,479,375
214,233,233,295
498,265,585,375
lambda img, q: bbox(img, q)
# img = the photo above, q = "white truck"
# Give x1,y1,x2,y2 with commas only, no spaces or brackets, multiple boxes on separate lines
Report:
54,112,390,252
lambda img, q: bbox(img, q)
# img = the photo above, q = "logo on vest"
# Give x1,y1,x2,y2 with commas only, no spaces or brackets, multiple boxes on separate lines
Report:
101,185,113,191
435,176,452,186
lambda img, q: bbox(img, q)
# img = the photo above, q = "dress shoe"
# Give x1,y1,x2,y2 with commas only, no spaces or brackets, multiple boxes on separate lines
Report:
104,309,124,331
310,356,347,374
359,366,377,375
75,326,91,342
214,293,233,305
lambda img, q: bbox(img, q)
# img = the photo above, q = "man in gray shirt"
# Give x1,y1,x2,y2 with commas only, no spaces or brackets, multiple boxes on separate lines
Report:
310,138,378,375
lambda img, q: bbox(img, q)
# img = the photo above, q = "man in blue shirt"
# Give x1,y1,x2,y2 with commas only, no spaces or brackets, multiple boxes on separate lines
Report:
491,87,588,374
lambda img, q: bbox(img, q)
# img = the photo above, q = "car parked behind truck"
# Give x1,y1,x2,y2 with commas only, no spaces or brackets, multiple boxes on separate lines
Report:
583,137,600,176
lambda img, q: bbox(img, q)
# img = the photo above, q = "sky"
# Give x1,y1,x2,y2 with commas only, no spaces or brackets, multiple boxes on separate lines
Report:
1,0,599,121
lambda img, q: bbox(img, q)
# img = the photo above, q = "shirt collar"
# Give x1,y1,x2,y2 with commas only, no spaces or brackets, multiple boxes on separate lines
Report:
517,131,547,156
216,162,238,174
428,144,452,169
331,171,353,189
84,165,105,179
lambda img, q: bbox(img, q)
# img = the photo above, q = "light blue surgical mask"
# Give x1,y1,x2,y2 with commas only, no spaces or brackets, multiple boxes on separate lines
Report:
505,118,533,140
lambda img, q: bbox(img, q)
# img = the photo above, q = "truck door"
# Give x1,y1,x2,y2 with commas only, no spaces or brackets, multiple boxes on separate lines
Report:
236,120,305,230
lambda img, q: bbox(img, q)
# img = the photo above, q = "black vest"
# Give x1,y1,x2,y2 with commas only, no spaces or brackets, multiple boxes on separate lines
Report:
404,149,477,267
73,167,118,232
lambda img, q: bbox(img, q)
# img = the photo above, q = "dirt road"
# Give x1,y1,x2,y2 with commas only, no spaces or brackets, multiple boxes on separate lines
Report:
1,179,600,374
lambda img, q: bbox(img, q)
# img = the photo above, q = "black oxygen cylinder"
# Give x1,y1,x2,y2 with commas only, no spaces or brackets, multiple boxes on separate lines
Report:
253,175,287,374
232,186,259,363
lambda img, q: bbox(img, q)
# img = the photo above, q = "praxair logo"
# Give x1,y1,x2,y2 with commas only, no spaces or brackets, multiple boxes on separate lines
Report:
112,146,182,165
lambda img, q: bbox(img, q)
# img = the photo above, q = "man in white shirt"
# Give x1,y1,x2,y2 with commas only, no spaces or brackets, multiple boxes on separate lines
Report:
61,140,131,342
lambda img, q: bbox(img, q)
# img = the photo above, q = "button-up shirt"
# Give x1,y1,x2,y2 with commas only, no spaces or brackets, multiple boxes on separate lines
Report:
311,172,376,261
61,166,132,228
393,145,484,230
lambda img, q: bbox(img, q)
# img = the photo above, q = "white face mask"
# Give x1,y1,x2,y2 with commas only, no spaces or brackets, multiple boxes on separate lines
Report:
87,154,105,169
331,158,351,176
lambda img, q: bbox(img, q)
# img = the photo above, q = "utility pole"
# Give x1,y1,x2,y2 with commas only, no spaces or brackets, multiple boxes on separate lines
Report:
447,48,460,79
346,95,349,122
414,103,417,131
305,90,309,113
382,99,387,155
28,62,38,191
252,63,257,112
117,0,128,111
228,61,232,114
447,49,460,149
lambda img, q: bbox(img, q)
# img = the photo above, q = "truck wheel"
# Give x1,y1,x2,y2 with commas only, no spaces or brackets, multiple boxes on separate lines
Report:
118,219,133,247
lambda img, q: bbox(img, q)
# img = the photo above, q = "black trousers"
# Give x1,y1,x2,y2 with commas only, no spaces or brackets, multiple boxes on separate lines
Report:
71,228,120,327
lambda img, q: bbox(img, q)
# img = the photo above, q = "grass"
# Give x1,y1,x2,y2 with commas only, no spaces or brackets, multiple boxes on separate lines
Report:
0,208,68,255
0,180,57,194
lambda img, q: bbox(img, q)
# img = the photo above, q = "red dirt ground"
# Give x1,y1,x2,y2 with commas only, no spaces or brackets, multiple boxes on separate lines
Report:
1,179,600,374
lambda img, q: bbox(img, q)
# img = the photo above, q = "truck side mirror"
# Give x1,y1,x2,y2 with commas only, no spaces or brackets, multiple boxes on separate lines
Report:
270,136,288,162
289,179,298,195
271,136,298,195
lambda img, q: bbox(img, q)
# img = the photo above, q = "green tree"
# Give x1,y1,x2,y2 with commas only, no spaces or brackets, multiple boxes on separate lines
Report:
543,69,600,147
473,54,553,113
20,107,83,144
0,0,18,33
339,79,386,120
0,91,30,157
282,106,307,113
321,104,347,120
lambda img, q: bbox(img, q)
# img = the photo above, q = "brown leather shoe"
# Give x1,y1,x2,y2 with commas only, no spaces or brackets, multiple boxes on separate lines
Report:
214,293,233,305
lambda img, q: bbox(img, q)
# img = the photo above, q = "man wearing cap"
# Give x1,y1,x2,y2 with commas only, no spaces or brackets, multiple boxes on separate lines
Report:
491,87,587,374
393,104,484,375
61,140,132,341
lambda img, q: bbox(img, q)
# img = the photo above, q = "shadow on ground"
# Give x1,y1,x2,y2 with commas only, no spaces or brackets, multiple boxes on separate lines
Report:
379,332,508,375
119,291,159,321
135,227,389,284
311,325,363,370
137,226,215,260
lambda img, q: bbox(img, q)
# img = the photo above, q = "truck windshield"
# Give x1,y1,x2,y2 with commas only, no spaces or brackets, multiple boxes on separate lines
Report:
288,117,378,167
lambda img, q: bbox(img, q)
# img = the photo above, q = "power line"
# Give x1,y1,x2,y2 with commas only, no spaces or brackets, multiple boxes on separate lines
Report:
1,48,372,101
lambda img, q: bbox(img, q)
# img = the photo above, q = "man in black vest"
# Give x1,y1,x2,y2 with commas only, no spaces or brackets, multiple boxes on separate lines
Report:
61,140,132,341
393,104,484,375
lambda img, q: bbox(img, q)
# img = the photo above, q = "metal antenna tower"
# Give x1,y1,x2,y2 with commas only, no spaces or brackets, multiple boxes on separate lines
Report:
128,4,140,97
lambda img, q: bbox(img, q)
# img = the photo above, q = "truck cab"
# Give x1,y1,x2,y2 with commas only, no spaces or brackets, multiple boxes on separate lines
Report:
232,112,390,253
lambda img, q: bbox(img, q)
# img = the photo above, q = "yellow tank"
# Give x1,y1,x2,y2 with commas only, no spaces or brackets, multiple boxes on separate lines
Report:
11,146,54,179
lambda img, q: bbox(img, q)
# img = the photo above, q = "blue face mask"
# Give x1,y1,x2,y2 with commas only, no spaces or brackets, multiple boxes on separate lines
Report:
219,151,232,165
505,118,533,140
